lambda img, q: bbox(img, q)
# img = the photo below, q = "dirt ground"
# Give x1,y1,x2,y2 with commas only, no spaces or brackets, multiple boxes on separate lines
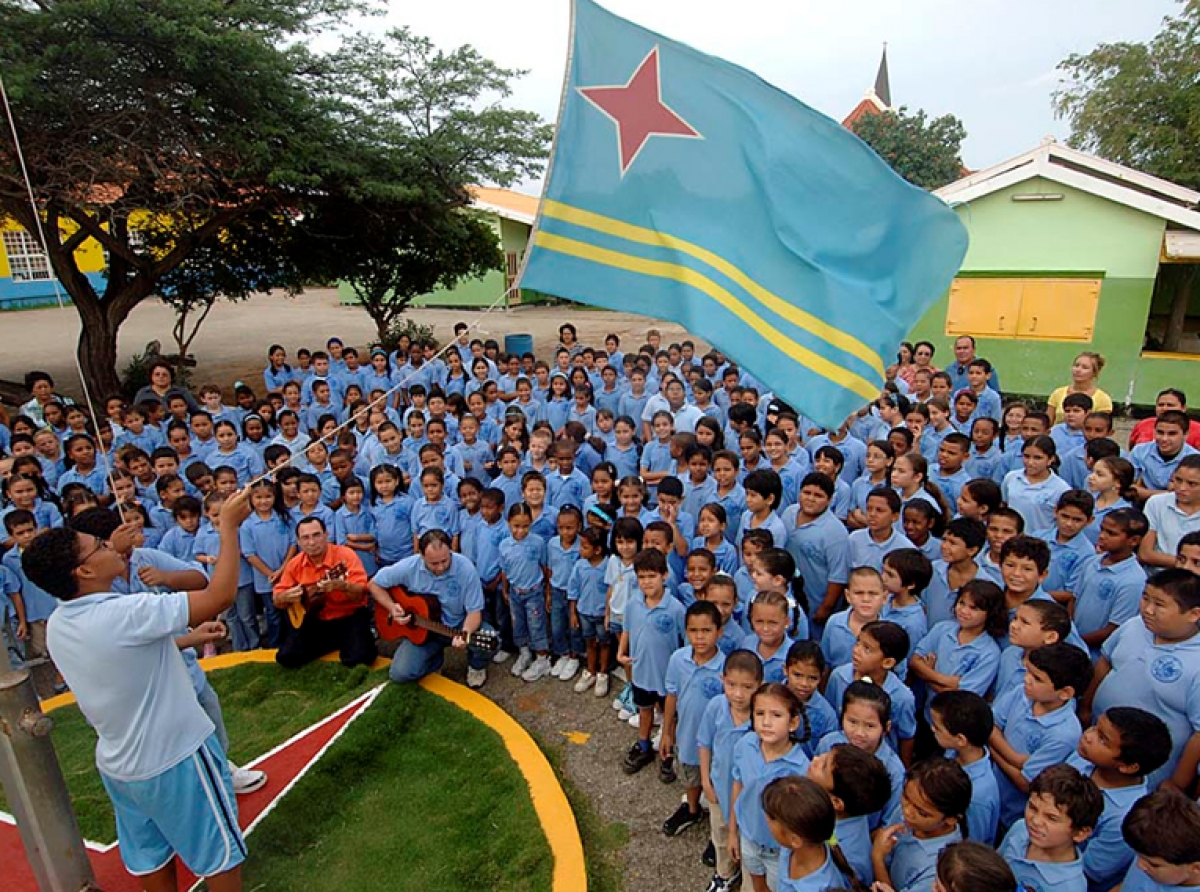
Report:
0,289,705,405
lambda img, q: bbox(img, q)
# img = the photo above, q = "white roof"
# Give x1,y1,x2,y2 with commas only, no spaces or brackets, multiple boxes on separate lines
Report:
935,138,1200,232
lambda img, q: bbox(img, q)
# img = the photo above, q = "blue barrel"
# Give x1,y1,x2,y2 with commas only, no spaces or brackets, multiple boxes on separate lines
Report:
505,333,534,356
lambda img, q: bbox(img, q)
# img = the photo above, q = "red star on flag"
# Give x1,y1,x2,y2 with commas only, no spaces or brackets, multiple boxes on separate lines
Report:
578,46,701,175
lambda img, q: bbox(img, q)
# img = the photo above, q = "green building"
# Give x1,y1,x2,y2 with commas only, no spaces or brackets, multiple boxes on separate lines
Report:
908,139,1200,406
337,186,542,309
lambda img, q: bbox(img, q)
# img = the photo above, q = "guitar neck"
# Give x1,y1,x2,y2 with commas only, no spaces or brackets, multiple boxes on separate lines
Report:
409,613,463,640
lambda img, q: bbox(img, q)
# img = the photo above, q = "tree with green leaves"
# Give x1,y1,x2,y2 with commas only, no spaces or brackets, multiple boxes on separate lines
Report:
0,0,549,397
850,107,966,190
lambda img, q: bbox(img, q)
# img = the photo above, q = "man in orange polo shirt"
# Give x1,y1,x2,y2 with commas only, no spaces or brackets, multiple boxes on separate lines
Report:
273,516,375,668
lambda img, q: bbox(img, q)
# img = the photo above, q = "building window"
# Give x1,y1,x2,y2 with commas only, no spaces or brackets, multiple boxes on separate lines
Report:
946,277,1101,342
2,229,52,283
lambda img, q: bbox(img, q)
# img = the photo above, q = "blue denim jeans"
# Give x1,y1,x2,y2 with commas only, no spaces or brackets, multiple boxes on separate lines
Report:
388,629,493,684
227,583,261,652
257,590,283,649
549,587,584,657
510,588,549,653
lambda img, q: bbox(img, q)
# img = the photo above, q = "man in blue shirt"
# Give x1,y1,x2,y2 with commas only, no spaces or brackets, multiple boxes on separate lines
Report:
370,529,491,689
22,490,252,891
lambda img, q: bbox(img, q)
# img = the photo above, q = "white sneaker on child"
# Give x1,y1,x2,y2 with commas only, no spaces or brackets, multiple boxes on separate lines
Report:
229,762,267,795
617,706,636,723
467,667,487,689
557,657,580,681
511,648,534,677
522,654,552,682
492,650,511,664
573,670,596,693
594,673,610,697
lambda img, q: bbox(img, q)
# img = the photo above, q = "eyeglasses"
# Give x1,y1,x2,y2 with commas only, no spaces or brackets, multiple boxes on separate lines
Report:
77,537,111,565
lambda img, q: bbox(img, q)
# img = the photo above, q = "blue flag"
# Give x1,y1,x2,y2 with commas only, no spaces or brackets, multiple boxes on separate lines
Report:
519,0,968,430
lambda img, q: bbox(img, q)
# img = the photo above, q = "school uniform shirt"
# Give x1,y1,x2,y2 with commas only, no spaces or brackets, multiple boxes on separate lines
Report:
1065,754,1143,892
834,815,874,885
736,509,788,549
740,632,795,684
210,444,266,487
271,431,311,458
820,609,860,669
372,552,484,630
158,525,199,563
781,506,850,617
698,694,753,822
847,528,915,574
410,496,461,539
825,666,916,752
464,516,506,585
333,506,378,576
1094,616,1200,786
1143,491,1200,558
1121,862,1188,892
1032,527,1095,594
263,364,295,392
56,464,111,496
545,468,590,511
887,828,961,892
1,547,57,623
1069,553,1146,652
680,476,719,519
1131,442,1198,491
1002,470,1071,532
1058,445,1093,491
114,425,166,454
289,504,335,540
528,504,560,541
817,730,905,827
370,495,415,565
47,589,213,782
913,620,1002,715
777,846,848,892
732,735,812,847
881,598,928,679
966,444,1006,484
665,646,727,766
567,558,608,617
1083,498,1133,546
546,536,581,593
930,466,972,507
1050,422,1086,457
690,536,739,576
498,533,546,593
999,820,1088,892
806,434,867,481
991,690,1083,828
715,618,747,655
237,512,291,591
714,485,747,544
625,589,685,695
959,752,1001,845
618,391,651,425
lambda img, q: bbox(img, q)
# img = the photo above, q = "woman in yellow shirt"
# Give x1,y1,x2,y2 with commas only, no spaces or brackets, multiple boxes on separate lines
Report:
1046,351,1112,423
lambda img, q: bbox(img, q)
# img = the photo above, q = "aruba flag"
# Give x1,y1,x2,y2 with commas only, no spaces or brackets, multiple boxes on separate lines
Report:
519,0,969,430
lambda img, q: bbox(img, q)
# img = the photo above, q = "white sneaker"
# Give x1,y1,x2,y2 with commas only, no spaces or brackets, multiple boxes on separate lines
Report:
594,673,610,697
492,650,512,664
617,706,636,723
511,648,533,677
522,654,552,682
612,696,625,711
613,665,628,682
628,712,640,727
574,670,596,693
557,657,580,681
467,667,487,689
229,762,267,795
549,656,564,677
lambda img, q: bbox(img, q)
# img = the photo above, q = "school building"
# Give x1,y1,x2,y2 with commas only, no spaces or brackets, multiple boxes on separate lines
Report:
907,139,1200,406
0,219,106,311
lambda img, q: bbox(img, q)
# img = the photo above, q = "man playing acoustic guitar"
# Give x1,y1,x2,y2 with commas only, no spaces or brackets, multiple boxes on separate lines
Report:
273,517,376,668
369,529,492,689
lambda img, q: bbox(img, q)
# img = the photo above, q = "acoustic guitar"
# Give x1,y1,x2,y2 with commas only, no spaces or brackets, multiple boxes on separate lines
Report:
375,586,500,655
286,562,349,629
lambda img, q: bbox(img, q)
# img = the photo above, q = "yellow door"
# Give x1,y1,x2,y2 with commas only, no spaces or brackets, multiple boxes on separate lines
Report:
945,278,1023,338
1015,279,1101,341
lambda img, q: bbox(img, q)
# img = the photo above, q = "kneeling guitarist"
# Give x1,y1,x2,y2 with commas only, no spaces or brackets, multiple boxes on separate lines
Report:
273,517,376,668
369,529,493,689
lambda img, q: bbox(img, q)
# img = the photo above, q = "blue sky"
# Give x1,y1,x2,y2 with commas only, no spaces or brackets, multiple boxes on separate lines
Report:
380,0,1180,188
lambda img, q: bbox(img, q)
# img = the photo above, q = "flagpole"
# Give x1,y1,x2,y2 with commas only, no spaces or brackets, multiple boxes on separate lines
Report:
514,0,578,296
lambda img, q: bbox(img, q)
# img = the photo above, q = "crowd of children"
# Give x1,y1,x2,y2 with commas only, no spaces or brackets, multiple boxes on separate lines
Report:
4,325,1200,892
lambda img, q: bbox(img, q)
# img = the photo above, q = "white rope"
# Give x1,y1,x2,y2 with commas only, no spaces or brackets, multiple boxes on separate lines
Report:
0,74,126,520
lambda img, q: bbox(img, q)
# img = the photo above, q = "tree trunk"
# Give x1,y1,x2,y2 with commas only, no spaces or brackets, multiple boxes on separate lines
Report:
1162,265,1198,352
75,298,125,399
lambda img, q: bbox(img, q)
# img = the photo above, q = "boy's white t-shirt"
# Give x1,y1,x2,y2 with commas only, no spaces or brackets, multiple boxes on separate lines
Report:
605,555,635,621
47,590,214,782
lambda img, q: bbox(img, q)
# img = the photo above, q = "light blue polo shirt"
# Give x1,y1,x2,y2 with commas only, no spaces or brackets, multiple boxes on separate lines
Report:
546,468,590,510
1066,753,1143,892
833,814,874,885
992,643,1027,702
819,610,859,670
1095,617,1200,787
625,589,685,695
801,692,840,758
47,590,213,782
732,734,811,847
736,509,788,549
2,548,58,623
817,730,905,827
1069,553,1146,652
567,558,608,617
778,845,848,892
961,752,1001,845
238,512,293,591
930,467,972,506
681,476,719,518
847,528,915,574
887,827,961,892
372,552,484,630
999,819,1087,892
1084,498,1133,545
781,506,850,617
1144,491,1200,558
923,560,962,629
665,646,726,766
966,444,1006,484
1131,442,1198,491
371,495,415,565
1121,862,1187,892
546,535,581,591
914,620,1002,709
498,533,546,592
741,631,794,683
992,689,1083,828
1003,470,1071,532
697,694,753,822
825,665,916,751
410,496,461,539
1032,526,1096,593
881,597,928,679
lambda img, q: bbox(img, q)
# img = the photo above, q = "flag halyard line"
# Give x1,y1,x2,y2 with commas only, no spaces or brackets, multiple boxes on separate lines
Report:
534,229,881,401
542,199,887,381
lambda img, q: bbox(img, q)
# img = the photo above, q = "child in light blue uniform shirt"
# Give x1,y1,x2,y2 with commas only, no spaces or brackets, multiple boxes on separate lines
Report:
998,763,1102,892
780,473,850,620
821,567,888,670
760,775,849,892
547,508,583,675
929,690,1002,846
874,758,968,892
825,620,917,758
410,468,461,544
1116,789,1200,892
368,466,414,566
1068,509,1147,657
498,505,551,678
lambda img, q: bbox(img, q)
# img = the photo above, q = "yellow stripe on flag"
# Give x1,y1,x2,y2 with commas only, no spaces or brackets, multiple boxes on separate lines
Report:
542,200,887,380
535,230,881,401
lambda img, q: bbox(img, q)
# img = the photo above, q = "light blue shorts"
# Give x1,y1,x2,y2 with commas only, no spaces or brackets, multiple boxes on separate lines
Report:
101,734,245,878
740,833,781,888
